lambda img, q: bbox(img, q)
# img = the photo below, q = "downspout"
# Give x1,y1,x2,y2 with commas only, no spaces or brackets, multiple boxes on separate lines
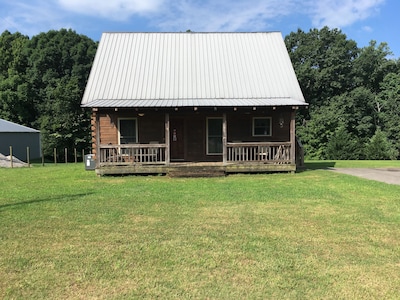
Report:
222,113,227,164
165,113,170,165
95,109,100,168
290,109,296,166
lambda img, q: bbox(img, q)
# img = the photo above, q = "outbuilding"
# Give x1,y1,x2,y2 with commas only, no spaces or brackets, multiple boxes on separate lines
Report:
0,118,41,161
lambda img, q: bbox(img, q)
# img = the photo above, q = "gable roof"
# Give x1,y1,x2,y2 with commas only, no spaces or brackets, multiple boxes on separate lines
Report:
81,32,306,108
0,118,39,133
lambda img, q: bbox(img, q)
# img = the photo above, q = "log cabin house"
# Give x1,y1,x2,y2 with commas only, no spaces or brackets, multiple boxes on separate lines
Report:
81,32,307,176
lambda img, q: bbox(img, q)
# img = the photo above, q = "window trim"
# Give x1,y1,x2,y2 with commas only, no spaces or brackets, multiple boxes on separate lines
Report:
252,117,272,137
118,118,138,144
206,117,223,155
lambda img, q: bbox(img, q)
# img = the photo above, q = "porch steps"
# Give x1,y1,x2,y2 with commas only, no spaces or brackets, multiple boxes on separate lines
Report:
168,165,226,177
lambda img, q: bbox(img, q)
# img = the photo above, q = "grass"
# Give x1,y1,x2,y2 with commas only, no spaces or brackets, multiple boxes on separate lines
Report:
304,159,400,169
0,162,399,299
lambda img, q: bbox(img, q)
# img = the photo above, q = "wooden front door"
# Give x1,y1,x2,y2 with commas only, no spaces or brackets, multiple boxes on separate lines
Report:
170,118,184,160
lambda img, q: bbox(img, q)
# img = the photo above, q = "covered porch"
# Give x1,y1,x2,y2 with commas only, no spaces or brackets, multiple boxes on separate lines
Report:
96,142,296,176
93,110,302,176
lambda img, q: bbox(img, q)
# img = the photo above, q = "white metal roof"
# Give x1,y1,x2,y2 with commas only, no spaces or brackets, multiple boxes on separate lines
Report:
0,118,39,133
81,32,306,108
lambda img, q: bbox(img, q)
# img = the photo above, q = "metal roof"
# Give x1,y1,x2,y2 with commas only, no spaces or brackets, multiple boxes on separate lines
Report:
0,118,40,133
81,32,307,108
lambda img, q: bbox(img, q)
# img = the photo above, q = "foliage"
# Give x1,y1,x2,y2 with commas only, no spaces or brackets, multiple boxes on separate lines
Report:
287,27,400,159
285,27,358,110
1,165,400,299
325,126,362,160
378,72,400,152
0,31,33,124
0,29,96,157
364,128,398,160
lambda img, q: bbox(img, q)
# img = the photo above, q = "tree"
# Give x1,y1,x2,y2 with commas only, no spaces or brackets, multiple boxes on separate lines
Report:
364,128,398,160
25,29,97,157
0,31,33,125
325,126,362,160
378,72,400,153
296,106,341,159
285,27,359,110
353,41,398,94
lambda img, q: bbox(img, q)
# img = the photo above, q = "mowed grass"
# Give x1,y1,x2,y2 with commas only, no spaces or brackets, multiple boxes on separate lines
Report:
0,162,399,299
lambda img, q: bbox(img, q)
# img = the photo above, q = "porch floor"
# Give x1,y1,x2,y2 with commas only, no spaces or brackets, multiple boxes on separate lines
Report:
96,161,296,177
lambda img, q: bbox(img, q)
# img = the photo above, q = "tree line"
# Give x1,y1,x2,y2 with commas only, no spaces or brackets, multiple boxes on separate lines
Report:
0,29,97,159
0,28,399,160
285,27,400,160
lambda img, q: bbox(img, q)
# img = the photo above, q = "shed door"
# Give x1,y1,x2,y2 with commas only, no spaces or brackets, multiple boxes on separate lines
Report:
170,118,184,160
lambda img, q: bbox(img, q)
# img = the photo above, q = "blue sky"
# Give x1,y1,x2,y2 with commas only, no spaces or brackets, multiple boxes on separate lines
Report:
0,0,398,58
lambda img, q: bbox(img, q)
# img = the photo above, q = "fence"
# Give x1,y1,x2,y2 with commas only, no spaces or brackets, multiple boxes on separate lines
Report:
2,146,90,168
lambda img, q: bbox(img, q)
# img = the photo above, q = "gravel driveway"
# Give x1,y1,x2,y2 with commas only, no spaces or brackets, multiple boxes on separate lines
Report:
330,168,400,185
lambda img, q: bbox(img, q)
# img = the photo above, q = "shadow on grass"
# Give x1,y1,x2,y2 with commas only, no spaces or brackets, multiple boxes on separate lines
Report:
0,193,93,210
299,161,336,172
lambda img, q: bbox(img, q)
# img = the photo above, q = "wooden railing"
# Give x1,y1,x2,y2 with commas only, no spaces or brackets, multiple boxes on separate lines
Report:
227,142,292,164
98,142,292,166
99,144,167,165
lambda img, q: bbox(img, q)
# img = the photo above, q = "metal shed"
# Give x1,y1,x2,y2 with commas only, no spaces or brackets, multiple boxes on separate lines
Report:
0,118,41,161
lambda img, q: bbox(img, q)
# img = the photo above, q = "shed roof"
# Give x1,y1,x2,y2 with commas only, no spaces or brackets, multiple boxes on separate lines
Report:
0,118,39,133
81,32,306,108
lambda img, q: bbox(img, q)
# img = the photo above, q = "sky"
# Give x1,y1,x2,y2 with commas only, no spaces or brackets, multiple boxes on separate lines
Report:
0,0,399,58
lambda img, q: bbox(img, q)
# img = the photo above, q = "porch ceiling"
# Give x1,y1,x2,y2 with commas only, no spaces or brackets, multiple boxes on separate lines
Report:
81,97,308,108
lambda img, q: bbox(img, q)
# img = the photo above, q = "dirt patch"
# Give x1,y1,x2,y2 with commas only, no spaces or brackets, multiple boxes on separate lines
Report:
0,153,29,168
330,168,400,185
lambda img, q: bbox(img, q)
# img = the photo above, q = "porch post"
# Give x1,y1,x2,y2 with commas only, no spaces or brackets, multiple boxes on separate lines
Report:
222,113,227,164
95,109,100,168
290,109,296,165
165,113,170,165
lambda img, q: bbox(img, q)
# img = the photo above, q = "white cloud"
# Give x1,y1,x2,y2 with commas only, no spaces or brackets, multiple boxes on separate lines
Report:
58,0,164,20
308,0,385,28
0,0,387,38
362,25,373,32
155,0,295,32
0,0,72,36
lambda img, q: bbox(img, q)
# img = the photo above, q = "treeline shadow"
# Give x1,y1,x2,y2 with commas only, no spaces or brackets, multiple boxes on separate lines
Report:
298,161,336,172
0,193,93,211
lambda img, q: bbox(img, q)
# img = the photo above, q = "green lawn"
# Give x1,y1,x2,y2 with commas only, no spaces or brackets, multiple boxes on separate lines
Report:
1,162,399,299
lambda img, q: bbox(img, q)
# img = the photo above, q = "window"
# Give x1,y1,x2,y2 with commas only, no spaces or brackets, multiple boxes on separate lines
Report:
253,117,272,136
118,118,137,144
207,118,223,154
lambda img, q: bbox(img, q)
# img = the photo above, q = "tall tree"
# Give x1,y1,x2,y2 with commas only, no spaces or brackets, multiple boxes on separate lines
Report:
353,41,397,94
378,72,400,153
0,31,33,125
26,29,97,157
285,27,359,110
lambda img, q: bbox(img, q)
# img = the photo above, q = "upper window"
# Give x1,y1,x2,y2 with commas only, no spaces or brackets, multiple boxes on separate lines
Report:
118,118,137,144
253,117,272,136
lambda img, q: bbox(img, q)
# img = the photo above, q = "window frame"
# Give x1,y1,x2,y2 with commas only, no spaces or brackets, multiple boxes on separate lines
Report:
206,117,223,155
118,118,138,144
252,117,272,137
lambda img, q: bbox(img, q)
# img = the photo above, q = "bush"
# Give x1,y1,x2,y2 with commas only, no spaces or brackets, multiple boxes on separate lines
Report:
364,128,398,160
325,127,362,160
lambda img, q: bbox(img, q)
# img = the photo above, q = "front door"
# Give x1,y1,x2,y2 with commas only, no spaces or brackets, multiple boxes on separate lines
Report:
170,118,184,160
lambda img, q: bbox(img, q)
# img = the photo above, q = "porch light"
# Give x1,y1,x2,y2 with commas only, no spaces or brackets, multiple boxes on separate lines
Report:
279,115,284,128
138,113,145,117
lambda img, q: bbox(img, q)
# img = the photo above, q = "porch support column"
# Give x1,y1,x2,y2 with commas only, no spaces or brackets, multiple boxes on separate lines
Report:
95,109,100,168
290,109,296,166
222,113,227,164
165,113,170,165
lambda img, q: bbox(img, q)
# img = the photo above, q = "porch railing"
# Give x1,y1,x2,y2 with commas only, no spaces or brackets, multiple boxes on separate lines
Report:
98,142,292,166
99,144,167,165
227,142,292,164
